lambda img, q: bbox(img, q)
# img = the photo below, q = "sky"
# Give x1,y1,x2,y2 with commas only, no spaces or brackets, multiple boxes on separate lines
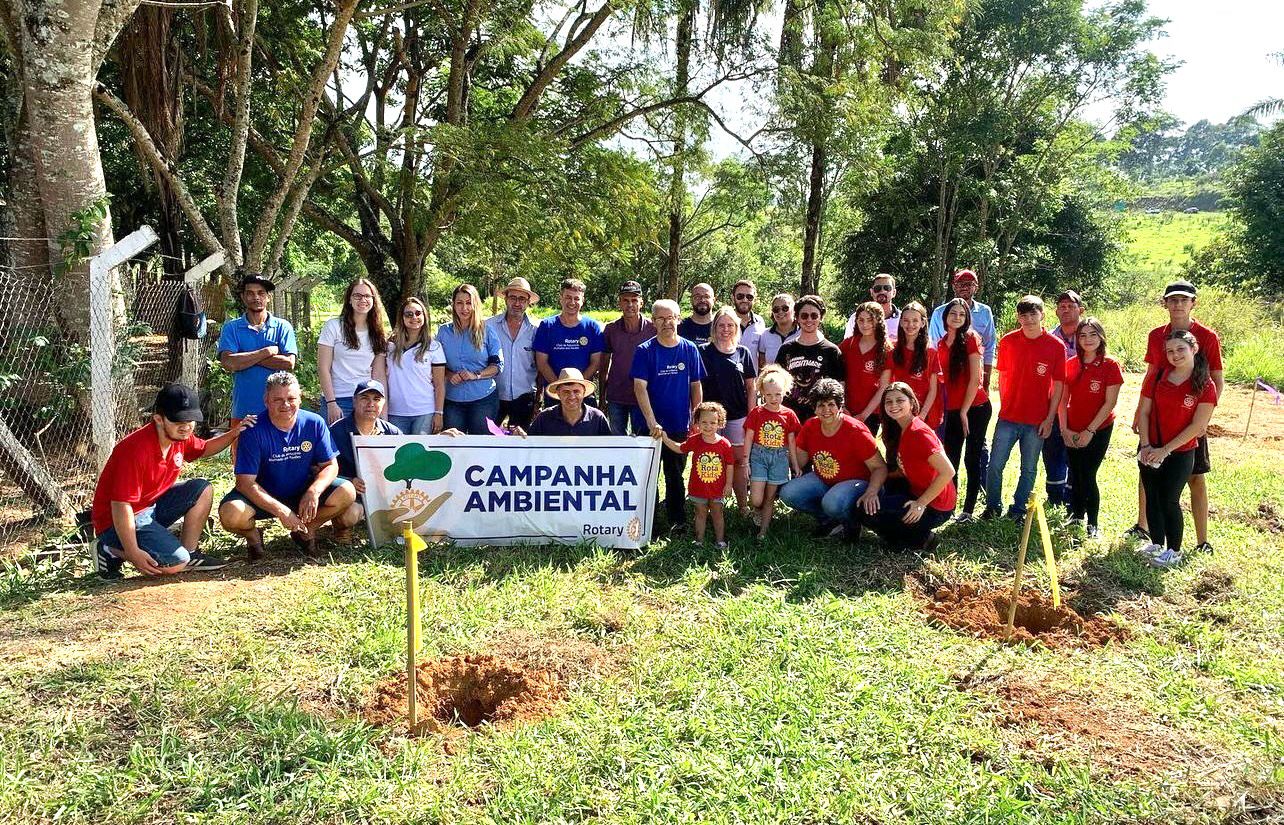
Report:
1141,0,1283,127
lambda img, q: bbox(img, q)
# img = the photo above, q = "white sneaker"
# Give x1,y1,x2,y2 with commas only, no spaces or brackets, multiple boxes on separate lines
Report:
1138,543,1164,558
1150,548,1184,569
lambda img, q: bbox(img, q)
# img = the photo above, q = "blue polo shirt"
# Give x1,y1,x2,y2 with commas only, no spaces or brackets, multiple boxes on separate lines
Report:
630,337,705,435
234,410,337,502
217,313,299,418
329,416,402,479
533,315,605,375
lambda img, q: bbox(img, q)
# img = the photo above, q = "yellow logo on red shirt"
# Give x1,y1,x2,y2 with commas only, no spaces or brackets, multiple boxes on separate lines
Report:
758,420,785,449
695,452,724,483
812,451,839,481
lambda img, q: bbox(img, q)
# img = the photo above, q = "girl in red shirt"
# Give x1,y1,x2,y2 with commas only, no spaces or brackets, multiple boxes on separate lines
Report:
1057,318,1123,537
1135,329,1218,568
660,402,735,547
889,302,943,430
839,302,891,435
744,365,803,540
858,383,957,551
939,298,992,519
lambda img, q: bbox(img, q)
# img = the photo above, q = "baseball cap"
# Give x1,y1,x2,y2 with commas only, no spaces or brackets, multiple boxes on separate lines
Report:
353,379,386,399
238,271,275,292
154,383,204,423
619,280,643,296
953,269,978,283
1056,289,1084,306
1163,280,1197,299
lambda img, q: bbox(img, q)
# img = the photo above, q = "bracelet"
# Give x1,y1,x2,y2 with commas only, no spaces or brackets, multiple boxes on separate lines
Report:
433,411,443,415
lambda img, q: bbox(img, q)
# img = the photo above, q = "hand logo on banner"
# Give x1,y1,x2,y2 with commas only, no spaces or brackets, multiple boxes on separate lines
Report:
370,443,454,539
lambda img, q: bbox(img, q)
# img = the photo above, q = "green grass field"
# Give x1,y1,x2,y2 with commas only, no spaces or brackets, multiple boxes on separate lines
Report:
2,380,1283,823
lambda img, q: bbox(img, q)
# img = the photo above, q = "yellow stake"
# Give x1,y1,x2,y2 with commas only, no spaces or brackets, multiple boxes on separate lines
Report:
403,524,427,733
1034,498,1061,609
1006,499,1037,638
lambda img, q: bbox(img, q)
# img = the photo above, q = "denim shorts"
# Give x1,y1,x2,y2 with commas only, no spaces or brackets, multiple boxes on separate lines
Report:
749,444,790,485
688,495,724,505
97,478,211,566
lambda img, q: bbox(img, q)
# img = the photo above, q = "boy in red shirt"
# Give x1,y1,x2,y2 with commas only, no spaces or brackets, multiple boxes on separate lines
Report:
982,296,1066,520
91,384,251,579
660,402,735,547
1127,280,1224,553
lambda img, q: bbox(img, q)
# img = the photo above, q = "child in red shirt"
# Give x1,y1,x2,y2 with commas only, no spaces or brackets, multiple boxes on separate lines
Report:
744,365,803,539
661,402,735,546
1057,318,1123,536
839,302,892,434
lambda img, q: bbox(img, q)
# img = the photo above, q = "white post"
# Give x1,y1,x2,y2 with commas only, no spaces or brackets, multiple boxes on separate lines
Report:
89,226,160,471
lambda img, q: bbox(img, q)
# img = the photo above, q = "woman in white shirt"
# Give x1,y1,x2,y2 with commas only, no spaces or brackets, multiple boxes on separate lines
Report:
318,278,389,423
386,296,447,434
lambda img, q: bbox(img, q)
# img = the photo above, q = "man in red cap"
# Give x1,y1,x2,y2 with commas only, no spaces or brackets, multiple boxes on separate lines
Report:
929,269,997,394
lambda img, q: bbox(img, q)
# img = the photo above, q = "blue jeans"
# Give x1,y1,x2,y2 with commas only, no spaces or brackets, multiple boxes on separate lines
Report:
322,396,354,418
857,488,952,549
1042,418,1071,506
607,402,647,436
389,413,436,435
986,419,1045,516
779,472,868,528
444,389,500,435
97,478,211,566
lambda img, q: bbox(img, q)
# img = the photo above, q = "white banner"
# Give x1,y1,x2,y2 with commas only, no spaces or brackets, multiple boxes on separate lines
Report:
353,435,661,548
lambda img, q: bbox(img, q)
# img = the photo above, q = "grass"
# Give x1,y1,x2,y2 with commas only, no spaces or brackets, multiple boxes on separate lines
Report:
2,382,1283,823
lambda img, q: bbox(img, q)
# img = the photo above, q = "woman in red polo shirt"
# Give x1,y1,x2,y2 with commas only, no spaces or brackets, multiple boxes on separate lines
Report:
859,383,956,551
939,298,991,520
1135,329,1217,568
1058,317,1123,538
889,302,943,431
839,302,891,435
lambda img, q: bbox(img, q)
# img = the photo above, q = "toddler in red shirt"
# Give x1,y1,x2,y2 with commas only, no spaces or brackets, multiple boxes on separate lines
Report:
744,365,803,539
661,402,735,546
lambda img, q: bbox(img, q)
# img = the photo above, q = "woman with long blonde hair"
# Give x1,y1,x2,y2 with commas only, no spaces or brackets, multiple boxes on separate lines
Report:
436,283,505,434
386,296,447,434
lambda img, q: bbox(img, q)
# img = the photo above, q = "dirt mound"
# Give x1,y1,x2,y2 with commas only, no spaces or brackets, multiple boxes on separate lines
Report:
968,674,1221,781
921,582,1128,649
364,654,561,734
1206,423,1235,438
1250,501,1284,534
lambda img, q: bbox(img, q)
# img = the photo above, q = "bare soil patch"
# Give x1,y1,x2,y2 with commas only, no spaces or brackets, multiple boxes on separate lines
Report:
918,581,1129,649
364,654,562,734
964,673,1222,781
1249,501,1284,535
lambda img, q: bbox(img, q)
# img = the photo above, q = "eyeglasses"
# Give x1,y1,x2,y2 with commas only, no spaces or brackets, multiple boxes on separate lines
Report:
403,310,424,318
798,312,820,320
734,293,754,301
871,284,893,293
772,305,791,313
351,293,375,302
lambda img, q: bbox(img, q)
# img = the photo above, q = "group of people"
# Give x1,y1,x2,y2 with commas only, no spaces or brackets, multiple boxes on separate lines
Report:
89,268,1221,578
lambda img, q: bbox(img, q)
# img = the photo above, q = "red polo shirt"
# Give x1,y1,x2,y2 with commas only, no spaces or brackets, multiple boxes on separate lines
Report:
91,423,208,533
1063,355,1124,432
1145,319,1223,375
796,414,879,484
839,337,890,415
890,346,944,428
940,331,988,411
996,329,1066,425
896,416,957,511
1141,371,1218,452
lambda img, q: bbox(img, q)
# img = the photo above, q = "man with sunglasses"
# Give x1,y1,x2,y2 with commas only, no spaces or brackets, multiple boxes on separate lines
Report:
757,294,801,371
731,280,767,357
844,273,900,340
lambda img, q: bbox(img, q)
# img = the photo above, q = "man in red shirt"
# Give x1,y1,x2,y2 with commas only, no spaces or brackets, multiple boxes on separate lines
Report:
982,296,1066,520
1127,280,1224,552
91,384,251,580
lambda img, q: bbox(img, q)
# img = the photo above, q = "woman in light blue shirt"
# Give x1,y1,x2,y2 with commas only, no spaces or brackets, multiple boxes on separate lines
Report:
435,284,504,434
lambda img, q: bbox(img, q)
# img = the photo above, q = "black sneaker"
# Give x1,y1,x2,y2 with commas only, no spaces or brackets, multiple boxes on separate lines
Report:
979,508,1001,521
811,520,837,538
1192,541,1214,555
918,533,941,554
184,551,229,572
1123,524,1150,542
94,542,124,580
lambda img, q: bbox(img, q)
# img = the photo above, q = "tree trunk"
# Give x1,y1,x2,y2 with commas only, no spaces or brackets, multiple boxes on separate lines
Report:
799,140,827,296
664,4,694,301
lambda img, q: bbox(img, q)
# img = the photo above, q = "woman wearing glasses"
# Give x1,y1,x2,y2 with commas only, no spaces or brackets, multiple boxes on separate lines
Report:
318,278,389,424
385,296,447,434
756,294,800,371
774,294,845,423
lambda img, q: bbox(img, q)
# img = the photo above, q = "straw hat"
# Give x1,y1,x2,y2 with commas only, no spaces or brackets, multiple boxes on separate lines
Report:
499,277,539,304
545,367,596,400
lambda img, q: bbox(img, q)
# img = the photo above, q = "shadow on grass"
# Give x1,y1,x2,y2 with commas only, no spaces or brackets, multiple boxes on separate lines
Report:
1067,542,1167,616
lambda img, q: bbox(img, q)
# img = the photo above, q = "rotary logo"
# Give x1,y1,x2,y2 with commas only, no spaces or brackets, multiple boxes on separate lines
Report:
578,336,589,346
1183,395,1196,408
758,420,785,449
300,440,313,452
695,452,724,483
864,359,876,373
1089,379,1102,392
172,453,183,468
677,361,686,371
626,516,642,541
1035,363,1048,376
812,450,839,480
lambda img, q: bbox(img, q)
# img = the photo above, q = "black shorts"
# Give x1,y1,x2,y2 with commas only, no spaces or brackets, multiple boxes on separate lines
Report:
1192,435,1210,476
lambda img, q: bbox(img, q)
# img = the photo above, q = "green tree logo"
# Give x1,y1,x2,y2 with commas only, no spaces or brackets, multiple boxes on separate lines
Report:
384,443,451,490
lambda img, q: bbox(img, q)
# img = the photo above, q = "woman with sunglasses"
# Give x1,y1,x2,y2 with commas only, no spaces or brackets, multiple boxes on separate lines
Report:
317,278,389,424
774,294,844,423
386,297,447,434
756,294,800,371
1058,317,1122,537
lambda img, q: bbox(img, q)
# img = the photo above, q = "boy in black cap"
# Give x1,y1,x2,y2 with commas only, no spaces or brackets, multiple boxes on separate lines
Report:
90,384,253,579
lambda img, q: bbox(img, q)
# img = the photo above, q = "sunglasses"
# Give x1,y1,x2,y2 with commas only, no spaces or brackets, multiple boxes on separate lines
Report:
403,310,424,318
798,312,820,320
772,305,790,313
872,284,893,292
734,293,754,300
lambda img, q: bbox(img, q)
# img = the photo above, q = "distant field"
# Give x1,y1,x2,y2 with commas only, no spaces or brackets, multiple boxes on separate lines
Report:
1118,211,1228,282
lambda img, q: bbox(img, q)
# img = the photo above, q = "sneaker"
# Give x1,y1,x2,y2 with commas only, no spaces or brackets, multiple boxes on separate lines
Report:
331,526,354,545
1192,541,1214,555
917,533,941,554
184,552,229,572
840,523,863,543
1123,524,1150,542
1086,524,1102,539
811,521,836,538
1150,548,1184,569
714,540,729,550
827,523,847,538
94,542,124,580
751,512,763,528
979,508,1001,521
1138,542,1164,558
1005,510,1025,524
954,512,975,524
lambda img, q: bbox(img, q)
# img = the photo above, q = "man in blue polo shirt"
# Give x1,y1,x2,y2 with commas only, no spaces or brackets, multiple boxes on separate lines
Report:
218,371,355,559
533,277,604,406
217,272,298,431
632,299,705,530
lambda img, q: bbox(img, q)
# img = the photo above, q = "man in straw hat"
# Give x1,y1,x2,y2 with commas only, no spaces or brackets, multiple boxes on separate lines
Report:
522,368,614,436
487,277,541,430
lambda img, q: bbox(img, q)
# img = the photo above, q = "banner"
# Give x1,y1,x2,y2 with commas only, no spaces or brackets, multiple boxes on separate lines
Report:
354,435,661,548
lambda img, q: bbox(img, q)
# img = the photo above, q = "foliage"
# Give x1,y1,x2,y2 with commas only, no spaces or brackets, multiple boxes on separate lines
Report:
53,196,112,277
1118,114,1262,182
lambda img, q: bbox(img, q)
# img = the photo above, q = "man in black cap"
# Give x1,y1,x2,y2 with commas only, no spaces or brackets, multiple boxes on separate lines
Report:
217,271,298,443
328,379,402,542
1042,289,1086,507
601,280,656,435
89,384,252,579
